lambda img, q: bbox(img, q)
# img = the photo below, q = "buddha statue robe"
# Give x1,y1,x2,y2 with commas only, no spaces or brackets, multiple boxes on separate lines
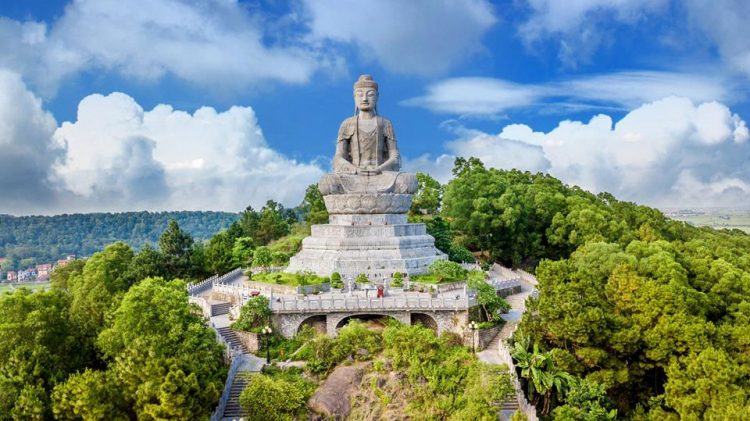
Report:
318,115,417,196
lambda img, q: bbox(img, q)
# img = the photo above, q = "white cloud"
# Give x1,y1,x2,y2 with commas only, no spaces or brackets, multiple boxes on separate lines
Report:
519,0,668,66
302,0,496,75
0,72,323,214
54,92,324,213
684,0,750,79
411,96,750,207
0,70,65,214
0,0,322,96
404,71,732,116
518,0,750,79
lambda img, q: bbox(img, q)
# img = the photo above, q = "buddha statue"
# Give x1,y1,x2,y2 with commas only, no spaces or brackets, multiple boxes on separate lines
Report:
318,75,418,198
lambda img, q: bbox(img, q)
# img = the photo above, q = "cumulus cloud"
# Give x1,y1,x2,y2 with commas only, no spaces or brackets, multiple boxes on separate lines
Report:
404,71,732,116
53,92,324,213
0,70,65,214
0,0,322,96
302,0,496,75
411,97,750,207
0,71,323,214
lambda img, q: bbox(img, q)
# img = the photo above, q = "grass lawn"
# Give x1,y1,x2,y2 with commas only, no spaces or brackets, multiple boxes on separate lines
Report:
250,271,328,287
411,269,485,284
0,282,51,294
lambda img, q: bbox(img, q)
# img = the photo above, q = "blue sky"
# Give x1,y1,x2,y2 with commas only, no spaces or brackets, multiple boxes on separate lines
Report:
1,0,748,214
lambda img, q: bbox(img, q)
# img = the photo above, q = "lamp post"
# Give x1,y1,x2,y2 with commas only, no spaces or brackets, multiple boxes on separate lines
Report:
262,325,272,364
468,321,478,353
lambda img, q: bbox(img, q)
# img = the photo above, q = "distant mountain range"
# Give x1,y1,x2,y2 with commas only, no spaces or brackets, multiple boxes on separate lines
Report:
0,211,239,271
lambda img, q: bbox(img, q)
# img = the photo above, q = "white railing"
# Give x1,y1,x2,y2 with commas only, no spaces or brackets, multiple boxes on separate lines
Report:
189,295,212,319
516,269,538,286
188,274,218,296
215,267,245,284
269,292,475,313
491,263,520,282
214,281,477,312
210,350,245,421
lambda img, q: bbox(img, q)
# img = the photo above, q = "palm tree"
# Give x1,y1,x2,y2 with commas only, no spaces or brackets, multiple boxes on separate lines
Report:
511,338,572,415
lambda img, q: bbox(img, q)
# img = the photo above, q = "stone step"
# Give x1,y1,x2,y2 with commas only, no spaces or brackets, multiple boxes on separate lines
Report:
216,327,248,353
301,234,438,250
222,373,254,418
311,223,427,237
211,302,232,316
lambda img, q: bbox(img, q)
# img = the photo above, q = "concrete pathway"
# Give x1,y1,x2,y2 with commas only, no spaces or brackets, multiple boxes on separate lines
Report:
476,276,535,365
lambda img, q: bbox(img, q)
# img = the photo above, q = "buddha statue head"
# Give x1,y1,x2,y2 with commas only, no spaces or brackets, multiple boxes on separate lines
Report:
353,74,378,114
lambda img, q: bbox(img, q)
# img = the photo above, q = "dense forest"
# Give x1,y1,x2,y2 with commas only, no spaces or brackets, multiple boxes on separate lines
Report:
438,158,750,418
0,211,239,270
2,157,749,419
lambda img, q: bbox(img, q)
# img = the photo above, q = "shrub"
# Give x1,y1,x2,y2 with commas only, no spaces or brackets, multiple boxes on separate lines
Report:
270,251,291,266
448,243,475,263
330,272,343,289
299,320,383,374
239,371,313,420
391,272,404,287
427,260,468,282
355,273,369,284
252,246,272,268
232,296,272,333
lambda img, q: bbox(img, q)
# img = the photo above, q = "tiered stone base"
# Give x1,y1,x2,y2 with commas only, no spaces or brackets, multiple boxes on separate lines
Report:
286,214,446,280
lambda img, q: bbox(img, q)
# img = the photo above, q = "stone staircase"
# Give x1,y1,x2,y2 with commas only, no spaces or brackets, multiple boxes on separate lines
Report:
222,372,253,419
216,327,247,353
211,302,232,316
500,396,520,411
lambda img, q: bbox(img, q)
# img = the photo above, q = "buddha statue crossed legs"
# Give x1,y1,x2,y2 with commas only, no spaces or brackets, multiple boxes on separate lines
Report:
318,75,417,202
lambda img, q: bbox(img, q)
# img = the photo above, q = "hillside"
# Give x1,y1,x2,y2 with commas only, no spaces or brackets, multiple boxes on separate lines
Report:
0,211,239,270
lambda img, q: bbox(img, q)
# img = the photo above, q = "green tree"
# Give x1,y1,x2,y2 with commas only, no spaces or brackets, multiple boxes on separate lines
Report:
299,184,329,225
252,246,273,268
239,372,313,421
552,377,617,420
232,236,255,267
205,230,236,275
512,338,574,415
158,220,196,279
50,259,85,290
97,278,225,419
51,369,128,420
70,242,135,338
410,172,442,217
0,289,94,419
124,244,165,284
232,296,272,333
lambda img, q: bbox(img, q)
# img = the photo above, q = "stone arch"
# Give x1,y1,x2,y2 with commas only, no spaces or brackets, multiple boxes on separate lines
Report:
298,314,327,334
410,312,438,332
335,313,399,330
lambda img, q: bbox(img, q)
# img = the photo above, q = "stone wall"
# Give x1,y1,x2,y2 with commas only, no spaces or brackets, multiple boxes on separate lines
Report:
233,330,260,353
476,325,502,350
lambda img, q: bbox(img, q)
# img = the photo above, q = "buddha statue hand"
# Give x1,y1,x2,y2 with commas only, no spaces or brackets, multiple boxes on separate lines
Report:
356,167,382,176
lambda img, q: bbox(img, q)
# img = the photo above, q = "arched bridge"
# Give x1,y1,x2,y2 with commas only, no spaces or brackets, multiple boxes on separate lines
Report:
211,282,475,338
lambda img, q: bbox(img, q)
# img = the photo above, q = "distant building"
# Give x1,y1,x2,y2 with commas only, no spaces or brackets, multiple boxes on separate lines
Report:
18,268,36,282
37,273,50,283
36,263,53,277
6,271,17,282
55,255,76,268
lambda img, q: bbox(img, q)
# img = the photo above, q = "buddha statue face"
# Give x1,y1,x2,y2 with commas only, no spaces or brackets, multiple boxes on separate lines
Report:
354,87,378,112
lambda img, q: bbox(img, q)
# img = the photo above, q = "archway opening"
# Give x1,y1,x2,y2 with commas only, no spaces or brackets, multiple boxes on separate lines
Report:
336,314,398,332
298,314,327,335
410,313,438,332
